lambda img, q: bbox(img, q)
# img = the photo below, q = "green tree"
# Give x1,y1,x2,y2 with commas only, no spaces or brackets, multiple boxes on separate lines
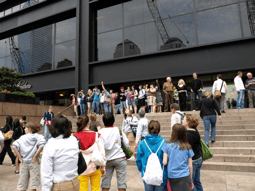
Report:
0,67,26,92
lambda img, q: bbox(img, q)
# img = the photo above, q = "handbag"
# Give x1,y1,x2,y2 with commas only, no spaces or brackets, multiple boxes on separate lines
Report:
74,136,87,175
91,132,106,166
200,139,213,161
3,130,13,140
40,118,45,126
119,129,133,159
214,81,224,99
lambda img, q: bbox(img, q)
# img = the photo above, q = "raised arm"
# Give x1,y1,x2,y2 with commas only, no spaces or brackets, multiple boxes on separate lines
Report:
101,81,106,91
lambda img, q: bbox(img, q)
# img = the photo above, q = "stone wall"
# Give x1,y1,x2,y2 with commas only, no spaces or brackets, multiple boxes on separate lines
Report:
0,102,74,126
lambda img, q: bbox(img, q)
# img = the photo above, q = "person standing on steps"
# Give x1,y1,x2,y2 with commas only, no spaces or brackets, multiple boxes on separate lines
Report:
156,80,163,113
163,77,174,112
177,79,188,111
212,74,228,113
92,86,101,115
80,90,87,115
0,116,16,165
199,91,221,147
191,73,203,111
101,81,112,113
120,87,127,114
135,109,149,147
138,85,146,111
170,103,186,130
89,112,102,132
71,94,78,117
245,72,255,108
234,71,245,109
183,114,203,191
43,106,54,142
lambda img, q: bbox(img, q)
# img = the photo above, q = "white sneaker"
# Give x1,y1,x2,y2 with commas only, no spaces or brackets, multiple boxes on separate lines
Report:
128,156,135,160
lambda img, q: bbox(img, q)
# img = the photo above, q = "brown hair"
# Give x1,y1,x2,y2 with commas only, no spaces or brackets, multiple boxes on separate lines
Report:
26,123,41,134
90,113,97,122
185,114,199,129
124,108,132,119
237,71,242,75
76,115,89,132
170,103,180,111
148,120,160,135
167,123,191,150
204,91,211,99
49,106,53,110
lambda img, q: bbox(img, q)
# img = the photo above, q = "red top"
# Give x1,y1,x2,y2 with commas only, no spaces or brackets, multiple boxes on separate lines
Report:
74,130,101,150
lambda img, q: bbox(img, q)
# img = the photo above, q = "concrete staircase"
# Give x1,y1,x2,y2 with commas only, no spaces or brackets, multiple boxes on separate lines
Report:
67,108,255,173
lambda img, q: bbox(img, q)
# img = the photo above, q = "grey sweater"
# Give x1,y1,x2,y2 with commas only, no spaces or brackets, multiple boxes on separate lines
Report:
12,133,46,164
135,117,150,144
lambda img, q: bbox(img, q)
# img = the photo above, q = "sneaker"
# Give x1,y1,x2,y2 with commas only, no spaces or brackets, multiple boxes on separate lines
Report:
12,164,15,166
211,140,215,143
128,156,135,160
15,171,19,175
222,110,226,113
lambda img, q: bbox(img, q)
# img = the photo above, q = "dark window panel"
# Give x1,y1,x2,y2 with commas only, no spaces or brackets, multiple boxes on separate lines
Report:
96,4,123,33
56,18,76,44
55,40,76,69
157,0,194,18
97,29,123,61
159,14,196,51
123,0,144,27
240,2,255,37
0,56,12,69
144,22,158,53
196,4,241,45
195,0,237,11
0,39,10,58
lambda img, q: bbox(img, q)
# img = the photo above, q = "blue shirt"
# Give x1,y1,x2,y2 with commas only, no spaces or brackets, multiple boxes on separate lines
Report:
162,143,194,179
136,134,168,186
93,90,100,101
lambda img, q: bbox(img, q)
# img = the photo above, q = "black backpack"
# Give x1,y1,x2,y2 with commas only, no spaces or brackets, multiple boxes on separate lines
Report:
176,112,186,124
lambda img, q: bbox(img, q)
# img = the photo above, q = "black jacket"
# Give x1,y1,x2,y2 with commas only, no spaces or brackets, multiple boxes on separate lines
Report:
186,129,201,160
0,124,11,134
12,127,23,140
191,79,203,93
199,98,221,118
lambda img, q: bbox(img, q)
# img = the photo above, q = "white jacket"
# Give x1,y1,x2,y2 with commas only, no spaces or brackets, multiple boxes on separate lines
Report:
171,111,185,129
135,117,150,144
212,79,228,94
122,115,138,133
234,76,245,91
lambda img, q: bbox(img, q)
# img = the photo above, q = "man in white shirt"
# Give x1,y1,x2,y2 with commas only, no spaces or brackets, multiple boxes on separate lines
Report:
212,74,228,113
234,71,245,109
135,109,149,147
170,103,185,130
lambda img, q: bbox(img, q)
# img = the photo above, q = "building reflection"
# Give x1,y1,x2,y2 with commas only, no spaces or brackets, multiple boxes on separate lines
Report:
114,39,141,58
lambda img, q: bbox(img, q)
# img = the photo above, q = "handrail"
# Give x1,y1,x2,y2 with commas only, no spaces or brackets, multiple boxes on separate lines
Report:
55,104,73,117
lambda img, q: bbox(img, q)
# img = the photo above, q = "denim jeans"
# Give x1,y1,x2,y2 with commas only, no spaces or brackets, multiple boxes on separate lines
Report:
92,100,100,114
192,91,203,110
44,125,51,142
237,90,245,109
80,103,86,115
192,158,203,191
104,103,111,113
203,115,217,145
115,104,121,114
100,103,105,111
144,183,166,191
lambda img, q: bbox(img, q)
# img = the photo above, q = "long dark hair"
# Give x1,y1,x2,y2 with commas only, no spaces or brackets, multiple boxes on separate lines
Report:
76,115,89,132
13,118,21,130
167,123,191,150
6,116,13,130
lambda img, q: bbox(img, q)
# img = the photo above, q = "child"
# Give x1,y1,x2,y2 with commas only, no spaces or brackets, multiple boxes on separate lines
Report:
12,123,46,191
162,123,194,191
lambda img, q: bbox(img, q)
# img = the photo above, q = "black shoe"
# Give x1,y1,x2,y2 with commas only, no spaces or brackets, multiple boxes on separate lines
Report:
15,171,19,175
222,110,226,113
211,140,215,143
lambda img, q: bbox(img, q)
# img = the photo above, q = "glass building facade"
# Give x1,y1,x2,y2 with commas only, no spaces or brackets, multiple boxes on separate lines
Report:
0,17,76,74
89,0,255,62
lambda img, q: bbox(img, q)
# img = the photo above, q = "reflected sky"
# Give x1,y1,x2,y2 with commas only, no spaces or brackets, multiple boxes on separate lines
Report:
55,40,76,67
0,39,10,58
195,0,237,11
197,4,241,44
56,18,76,43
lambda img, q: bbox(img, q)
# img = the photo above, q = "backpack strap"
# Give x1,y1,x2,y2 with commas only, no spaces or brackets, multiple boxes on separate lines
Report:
156,140,165,154
144,140,153,154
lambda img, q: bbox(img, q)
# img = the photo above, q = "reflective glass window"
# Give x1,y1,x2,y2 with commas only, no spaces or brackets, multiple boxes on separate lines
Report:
97,4,122,33
196,5,241,45
0,56,12,69
159,14,196,51
144,22,158,53
123,0,144,27
55,40,76,69
0,12,4,18
143,0,157,23
195,0,237,11
98,29,123,61
157,0,194,18
56,18,76,43
0,39,10,58
12,5,21,13
5,8,12,16
240,2,254,37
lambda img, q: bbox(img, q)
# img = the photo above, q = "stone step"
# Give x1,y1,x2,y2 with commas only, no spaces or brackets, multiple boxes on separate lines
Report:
209,154,255,163
201,161,255,172
209,147,255,155
161,135,255,141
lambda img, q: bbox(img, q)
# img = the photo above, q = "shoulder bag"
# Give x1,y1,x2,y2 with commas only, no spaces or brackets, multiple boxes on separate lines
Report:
214,81,224,99
200,139,213,161
91,132,106,166
3,125,13,141
74,136,87,175
119,129,133,159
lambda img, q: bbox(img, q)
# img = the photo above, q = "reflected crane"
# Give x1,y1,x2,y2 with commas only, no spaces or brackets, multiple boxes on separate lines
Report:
246,0,255,35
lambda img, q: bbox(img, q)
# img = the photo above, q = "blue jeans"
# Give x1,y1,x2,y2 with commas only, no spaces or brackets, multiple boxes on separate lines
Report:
237,90,245,109
192,158,203,191
80,103,85,115
203,115,217,145
120,101,126,109
100,103,105,111
115,104,121,114
92,100,100,114
104,103,111,113
44,125,51,142
144,183,166,191
192,91,203,110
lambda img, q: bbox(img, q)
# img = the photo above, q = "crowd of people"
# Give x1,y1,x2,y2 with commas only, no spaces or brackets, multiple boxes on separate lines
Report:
70,71,255,119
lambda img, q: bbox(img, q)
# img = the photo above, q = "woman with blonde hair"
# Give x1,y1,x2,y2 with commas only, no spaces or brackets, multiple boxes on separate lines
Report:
183,114,203,191
87,89,94,114
89,112,102,132
199,91,221,147
177,79,188,111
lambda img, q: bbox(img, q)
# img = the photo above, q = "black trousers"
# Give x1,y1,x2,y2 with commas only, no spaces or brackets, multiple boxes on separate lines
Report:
0,139,16,164
179,93,187,111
